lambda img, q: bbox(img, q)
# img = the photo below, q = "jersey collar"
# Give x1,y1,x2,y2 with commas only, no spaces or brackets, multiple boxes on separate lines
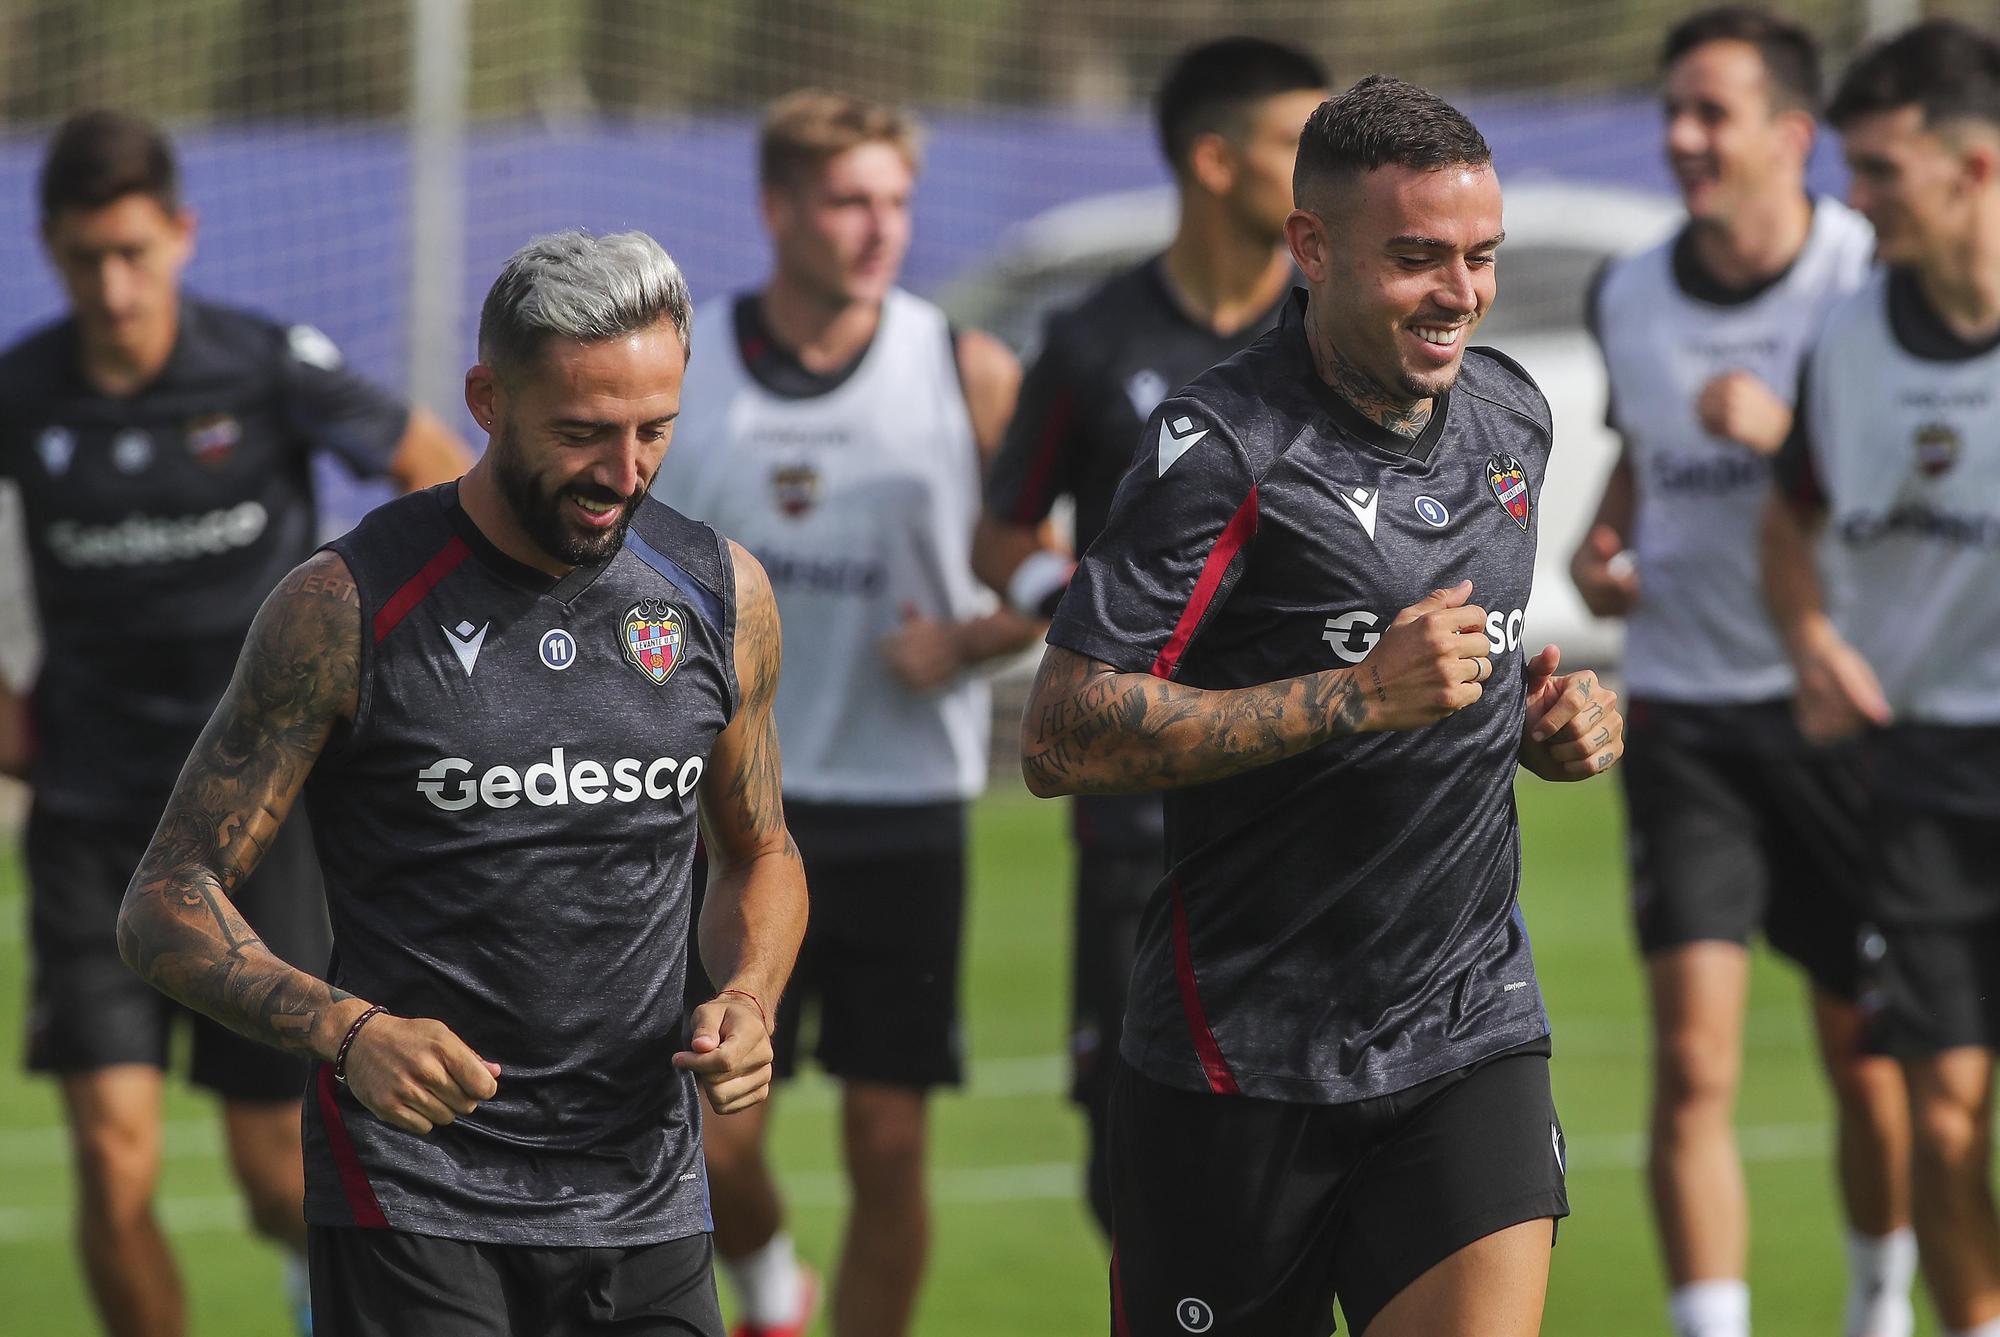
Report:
441,481,620,605
1887,266,2000,363
1285,291,1450,466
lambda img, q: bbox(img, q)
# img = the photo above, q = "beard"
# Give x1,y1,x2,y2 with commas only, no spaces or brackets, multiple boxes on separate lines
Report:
491,422,644,566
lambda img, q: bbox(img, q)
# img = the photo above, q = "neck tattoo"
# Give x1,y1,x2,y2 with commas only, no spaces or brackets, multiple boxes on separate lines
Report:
1307,318,1433,439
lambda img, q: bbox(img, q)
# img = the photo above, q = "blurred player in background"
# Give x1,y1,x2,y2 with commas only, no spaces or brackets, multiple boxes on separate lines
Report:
119,229,805,1336
0,110,468,1337
1570,11,1912,1336
971,34,1328,1238
1764,21,2000,1337
1023,76,1621,1336
655,91,1036,1337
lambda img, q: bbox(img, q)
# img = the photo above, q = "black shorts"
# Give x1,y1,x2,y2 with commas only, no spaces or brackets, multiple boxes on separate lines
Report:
25,801,330,1100
307,1226,723,1336
1621,701,1868,999
1861,800,2000,1056
686,800,967,1090
1107,1040,1567,1337
1070,846,1160,1109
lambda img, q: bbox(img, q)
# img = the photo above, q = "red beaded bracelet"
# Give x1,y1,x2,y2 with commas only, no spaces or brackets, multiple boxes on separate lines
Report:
333,1005,387,1084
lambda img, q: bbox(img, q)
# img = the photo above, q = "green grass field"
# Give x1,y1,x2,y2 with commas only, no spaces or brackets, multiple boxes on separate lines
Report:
0,778,1946,1334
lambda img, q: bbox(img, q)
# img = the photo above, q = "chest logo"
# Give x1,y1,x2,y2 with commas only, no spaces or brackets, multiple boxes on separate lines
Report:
185,413,243,468
112,429,154,474
1487,453,1531,530
1914,421,1960,478
1414,495,1450,527
1322,610,1382,664
539,628,578,671
770,463,819,518
37,426,74,476
1337,484,1379,540
622,599,685,686
1126,368,1168,419
1157,414,1207,476
441,620,490,676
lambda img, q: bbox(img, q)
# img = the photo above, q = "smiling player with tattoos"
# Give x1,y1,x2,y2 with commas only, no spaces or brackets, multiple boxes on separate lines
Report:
1021,76,1622,1337
116,231,806,1336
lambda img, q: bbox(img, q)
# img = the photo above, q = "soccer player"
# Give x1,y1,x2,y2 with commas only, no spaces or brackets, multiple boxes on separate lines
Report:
1764,22,2000,1337
0,109,469,1337
652,91,1036,1337
1022,75,1623,1337
115,229,805,1336
1570,11,1913,1336
972,34,1328,1237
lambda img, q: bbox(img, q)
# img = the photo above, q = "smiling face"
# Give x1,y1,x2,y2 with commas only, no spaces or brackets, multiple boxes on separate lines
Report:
762,141,915,308
467,322,686,568
1290,160,1503,403
1662,38,1810,225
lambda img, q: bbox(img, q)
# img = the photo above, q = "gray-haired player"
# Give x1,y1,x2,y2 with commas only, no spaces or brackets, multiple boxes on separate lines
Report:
1765,22,2000,1337
117,230,807,1336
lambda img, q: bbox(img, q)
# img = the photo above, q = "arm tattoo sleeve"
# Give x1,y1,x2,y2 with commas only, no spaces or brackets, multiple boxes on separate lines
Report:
1021,646,1366,796
115,553,362,1059
705,544,794,861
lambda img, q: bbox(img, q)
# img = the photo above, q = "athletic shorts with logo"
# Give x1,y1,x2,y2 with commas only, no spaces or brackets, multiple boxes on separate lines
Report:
1621,699,1868,999
25,801,328,1099
686,799,967,1089
1108,1038,1567,1337
308,1225,722,1337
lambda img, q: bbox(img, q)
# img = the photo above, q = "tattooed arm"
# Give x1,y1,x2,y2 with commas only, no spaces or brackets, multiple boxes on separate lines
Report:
1023,581,1496,797
676,541,807,1115
117,552,498,1134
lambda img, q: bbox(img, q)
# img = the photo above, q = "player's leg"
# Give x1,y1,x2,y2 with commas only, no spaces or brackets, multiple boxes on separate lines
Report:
1902,1047,2000,1332
1331,1042,1567,1337
60,1066,184,1337
1358,1220,1552,1337
307,1226,513,1336
1623,725,1763,1336
26,805,184,1336
1069,847,1156,1238
809,819,968,1337
571,1233,728,1336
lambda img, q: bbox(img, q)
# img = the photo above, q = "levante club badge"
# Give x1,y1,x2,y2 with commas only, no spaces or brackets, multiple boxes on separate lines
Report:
1487,453,1531,531
622,599,684,686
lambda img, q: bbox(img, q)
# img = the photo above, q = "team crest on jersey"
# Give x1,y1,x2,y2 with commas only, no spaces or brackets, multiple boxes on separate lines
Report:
1913,421,1961,477
770,463,818,518
184,413,242,468
622,599,685,685
1487,453,1531,530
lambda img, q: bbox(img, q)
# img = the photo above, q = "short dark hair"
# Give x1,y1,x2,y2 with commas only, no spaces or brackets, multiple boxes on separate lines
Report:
1155,36,1329,172
1828,19,2000,134
39,109,179,221
1661,6,1821,113
1293,74,1490,206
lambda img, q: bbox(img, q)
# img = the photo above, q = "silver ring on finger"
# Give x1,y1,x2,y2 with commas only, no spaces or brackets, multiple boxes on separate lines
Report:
1474,656,1492,683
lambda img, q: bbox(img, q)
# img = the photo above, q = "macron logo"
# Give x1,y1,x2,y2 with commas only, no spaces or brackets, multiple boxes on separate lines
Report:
1157,415,1208,476
442,620,490,677
1338,485,1379,540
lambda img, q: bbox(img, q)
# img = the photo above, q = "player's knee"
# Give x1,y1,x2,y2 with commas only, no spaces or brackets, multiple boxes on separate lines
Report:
1653,1031,1738,1110
701,1119,769,1182
69,1125,158,1224
1911,1094,1990,1174
843,1098,926,1186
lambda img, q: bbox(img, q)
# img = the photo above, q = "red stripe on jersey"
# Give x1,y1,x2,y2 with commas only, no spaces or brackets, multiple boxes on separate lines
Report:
314,1063,388,1228
1149,487,1258,680
1111,1239,1132,1337
1170,880,1239,1095
1008,386,1077,526
372,535,469,643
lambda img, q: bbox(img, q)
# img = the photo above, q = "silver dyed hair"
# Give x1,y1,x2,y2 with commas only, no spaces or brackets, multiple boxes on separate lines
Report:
477,229,692,376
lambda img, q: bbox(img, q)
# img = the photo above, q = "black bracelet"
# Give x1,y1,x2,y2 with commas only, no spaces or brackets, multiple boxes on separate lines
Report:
333,1005,387,1085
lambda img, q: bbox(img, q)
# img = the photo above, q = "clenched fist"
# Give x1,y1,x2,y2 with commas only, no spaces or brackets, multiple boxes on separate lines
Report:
1355,581,1495,732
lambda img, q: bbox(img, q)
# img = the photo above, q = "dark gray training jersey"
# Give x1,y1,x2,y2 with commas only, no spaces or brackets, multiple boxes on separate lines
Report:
1049,292,1553,1104
301,484,736,1246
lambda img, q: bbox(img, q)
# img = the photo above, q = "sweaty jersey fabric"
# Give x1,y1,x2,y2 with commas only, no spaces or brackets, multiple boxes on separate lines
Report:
0,297,409,817
1049,292,1553,1103
655,287,990,805
1592,198,1873,710
302,485,736,1246
1779,267,2000,816
988,256,1288,851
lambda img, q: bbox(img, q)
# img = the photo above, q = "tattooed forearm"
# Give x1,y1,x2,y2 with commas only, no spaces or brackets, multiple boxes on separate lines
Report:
1020,646,1368,796
117,551,363,1060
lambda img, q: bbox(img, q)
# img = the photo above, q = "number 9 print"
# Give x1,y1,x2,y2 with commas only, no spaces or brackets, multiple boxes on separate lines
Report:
1177,1297,1215,1332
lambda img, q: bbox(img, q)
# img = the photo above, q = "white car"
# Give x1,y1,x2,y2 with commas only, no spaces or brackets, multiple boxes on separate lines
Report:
941,180,1681,668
